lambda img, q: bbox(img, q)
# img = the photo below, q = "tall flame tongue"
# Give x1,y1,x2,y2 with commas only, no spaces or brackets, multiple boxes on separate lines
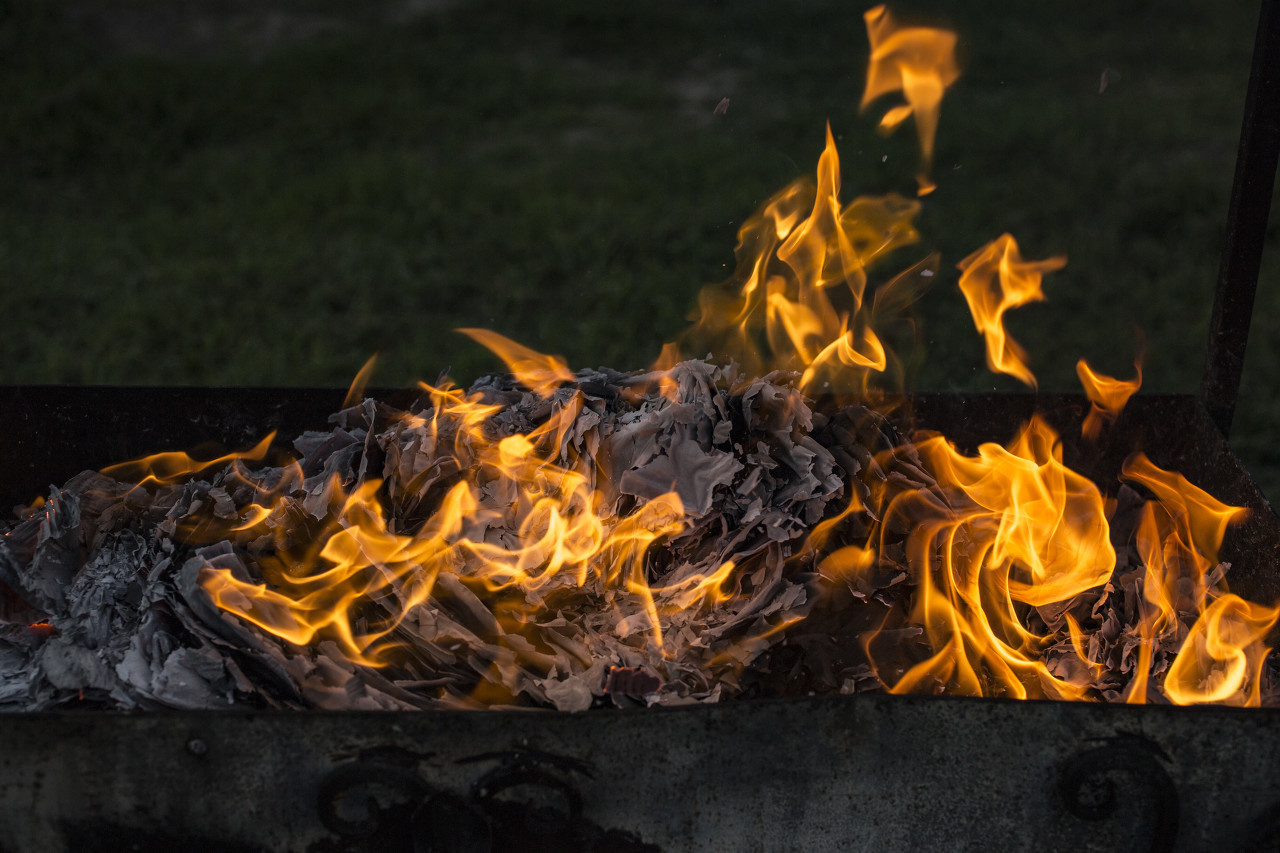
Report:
860,4,960,195
677,125,933,397
1120,454,1278,706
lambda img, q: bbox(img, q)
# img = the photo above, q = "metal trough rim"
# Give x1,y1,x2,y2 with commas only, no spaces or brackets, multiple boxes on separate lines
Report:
1,692,1277,852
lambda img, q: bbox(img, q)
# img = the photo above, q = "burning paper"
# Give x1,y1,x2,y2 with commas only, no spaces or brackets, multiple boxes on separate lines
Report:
0,363,916,710
1,7,1277,712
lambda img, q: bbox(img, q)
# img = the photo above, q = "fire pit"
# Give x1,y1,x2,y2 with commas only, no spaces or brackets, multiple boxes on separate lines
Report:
3,3,1280,851
0,390,1278,852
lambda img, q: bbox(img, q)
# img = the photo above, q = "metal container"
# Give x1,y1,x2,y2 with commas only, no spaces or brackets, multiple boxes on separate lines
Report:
2,0,1279,848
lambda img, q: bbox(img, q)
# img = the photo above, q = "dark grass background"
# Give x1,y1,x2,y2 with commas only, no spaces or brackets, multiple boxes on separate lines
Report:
3,0,1280,499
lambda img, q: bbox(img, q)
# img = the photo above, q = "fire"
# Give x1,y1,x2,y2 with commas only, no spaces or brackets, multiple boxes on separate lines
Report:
1114,453,1276,705
200,378,689,676
1076,357,1143,440
457,328,576,399
53,5,1278,711
101,432,276,487
677,124,932,397
860,4,960,194
1164,594,1278,706
867,415,1113,700
957,234,1066,389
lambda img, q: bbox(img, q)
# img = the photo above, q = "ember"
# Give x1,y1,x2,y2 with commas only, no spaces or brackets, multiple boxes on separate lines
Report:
0,5,1277,716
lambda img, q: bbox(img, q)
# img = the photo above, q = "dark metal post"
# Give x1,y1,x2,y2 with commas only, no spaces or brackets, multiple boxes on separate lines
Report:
1201,0,1280,437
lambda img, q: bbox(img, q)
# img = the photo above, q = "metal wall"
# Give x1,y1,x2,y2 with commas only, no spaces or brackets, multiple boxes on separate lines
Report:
0,696,1276,852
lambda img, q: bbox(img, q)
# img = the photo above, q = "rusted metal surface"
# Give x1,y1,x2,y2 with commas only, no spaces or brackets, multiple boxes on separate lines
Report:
0,697,1277,852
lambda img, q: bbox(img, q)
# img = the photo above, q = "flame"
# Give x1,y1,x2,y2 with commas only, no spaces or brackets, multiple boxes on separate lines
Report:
199,379,688,671
854,420,1274,705
871,416,1113,699
860,4,960,194
182,131,1276,709
677,125,931,396
83,6,1278,710
1076,357,1142,441
957,234,1065,388
1121,453,1247,567
1114,453,1271,705
101,432,277,487
457,328,576,398
1164,594,1278,706
344,354,380,409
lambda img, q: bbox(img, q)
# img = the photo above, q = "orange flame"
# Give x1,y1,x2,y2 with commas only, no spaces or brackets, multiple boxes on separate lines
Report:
1076,357,1142,441
1164,594,1278,706
457,328,576,398
677,125,931,396
957,234,1065,388
101,432,277,487
1118,454,1262,705
1122,453,1247,567
128,7,1278,710
872,416,1113,699
200,381,687,671
860,4,960,194
344,354,380,409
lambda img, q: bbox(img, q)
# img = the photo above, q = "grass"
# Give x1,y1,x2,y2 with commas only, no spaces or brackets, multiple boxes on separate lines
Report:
2,0,1277,498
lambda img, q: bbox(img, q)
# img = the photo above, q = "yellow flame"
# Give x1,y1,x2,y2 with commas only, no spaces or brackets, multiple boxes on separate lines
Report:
677,126,927,396
458,328,576,398
861,4,960,194
1165,594,1278,706
1117,454,1263,704
1122,453,1248,567
1076,357,1142,441
198,379,689,673
101,432,276,487
957,234,1065,388
873,416,1113,699
344,354,380,409
818,545,877,581
121,6,1279,709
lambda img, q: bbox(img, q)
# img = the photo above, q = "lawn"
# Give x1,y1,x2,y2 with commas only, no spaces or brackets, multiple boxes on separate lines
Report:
3,0,1277,497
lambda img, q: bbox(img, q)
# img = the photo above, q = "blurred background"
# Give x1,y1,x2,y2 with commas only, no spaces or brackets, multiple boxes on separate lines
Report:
3,0,1279,498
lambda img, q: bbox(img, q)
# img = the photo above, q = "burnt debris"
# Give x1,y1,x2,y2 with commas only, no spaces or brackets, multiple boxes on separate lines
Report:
0,361,1272,710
